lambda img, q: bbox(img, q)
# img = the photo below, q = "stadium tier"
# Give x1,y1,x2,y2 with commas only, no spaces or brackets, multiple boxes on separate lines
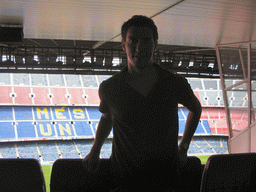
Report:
0,73,252,108
0,72,247,163
0,137,228,163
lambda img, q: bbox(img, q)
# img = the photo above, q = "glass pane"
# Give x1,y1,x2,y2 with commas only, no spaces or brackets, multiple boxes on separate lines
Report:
251,42,256,81
226,83,248,108
219,46,248,85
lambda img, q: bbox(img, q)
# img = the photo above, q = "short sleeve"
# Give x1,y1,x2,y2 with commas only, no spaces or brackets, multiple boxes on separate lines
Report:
176,76,196,107
98,81,110,113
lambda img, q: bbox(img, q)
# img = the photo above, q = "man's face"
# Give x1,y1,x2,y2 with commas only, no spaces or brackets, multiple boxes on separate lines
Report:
122,26,157,70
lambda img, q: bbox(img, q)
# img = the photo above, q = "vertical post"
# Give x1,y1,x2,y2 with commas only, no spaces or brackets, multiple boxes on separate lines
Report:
247,43,252,152
239,49,247,79
0,47,2,63
90,49,94,65
216,46,233,140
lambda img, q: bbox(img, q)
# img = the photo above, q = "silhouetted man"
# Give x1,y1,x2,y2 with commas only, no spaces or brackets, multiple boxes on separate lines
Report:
83,15,202,192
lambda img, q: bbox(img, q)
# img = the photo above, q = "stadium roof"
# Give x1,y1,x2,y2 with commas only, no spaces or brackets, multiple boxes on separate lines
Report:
1,0,256,53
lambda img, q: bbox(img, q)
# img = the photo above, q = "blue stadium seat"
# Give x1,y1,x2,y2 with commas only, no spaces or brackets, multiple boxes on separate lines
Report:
178,108,186,120
0,73,11,85
0,107,13,121
12,73,30,85
97,75,112,85
16,122,37,138
189,79,203,90
0,158,46,191
73,121,94,138
31,73,48,86
57,140,80,159
17,142,40,161
75,140,94,158
0,122,16,140
65,74,82,87
201,120,211,134
198,91,208,106
195,121,210,134
180,107,189,117
48,74,65,87
187,140,203,154
87,107,102,120
14,106,33,120
37,141,60,162
204,136,228,154
0,143,17,158
194,138,214,154
100,140,112,158
203,79,218,90
81,75,98,88
206,91,219,106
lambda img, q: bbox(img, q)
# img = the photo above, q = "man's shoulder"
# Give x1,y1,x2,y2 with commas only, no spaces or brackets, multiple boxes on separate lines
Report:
100,71,124,88
156,64,187,82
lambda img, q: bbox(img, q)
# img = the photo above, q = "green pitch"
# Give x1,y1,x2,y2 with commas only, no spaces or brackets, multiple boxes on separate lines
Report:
42,165,53,192
41,155,211,192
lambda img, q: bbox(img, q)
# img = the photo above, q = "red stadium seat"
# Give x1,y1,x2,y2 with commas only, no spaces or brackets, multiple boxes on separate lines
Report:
219,108,227,119
32,87,51,105
67,88,87,105
84,88,100,105
0,86,12,104
201,153,256,192
13,86,33,105
201,108,209,119
50,87,69,105
231,109,245,120
207,108,219,119
0,159,46,191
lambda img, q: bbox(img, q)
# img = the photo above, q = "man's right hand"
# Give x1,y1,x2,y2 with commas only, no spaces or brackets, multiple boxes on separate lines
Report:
82,153,101,174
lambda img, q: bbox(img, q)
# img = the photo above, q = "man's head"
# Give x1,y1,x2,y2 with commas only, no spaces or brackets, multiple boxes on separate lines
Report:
121,15,158,72
121,15,158,42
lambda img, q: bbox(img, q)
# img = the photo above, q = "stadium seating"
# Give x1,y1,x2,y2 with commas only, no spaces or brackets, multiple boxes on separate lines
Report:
65,74,82,87
81,75,98,87
17,142,41,161
67,88,87,105
37,141,60,162
31,73,48,86
200,153,256,192
0,158,46,191
0,137,228,163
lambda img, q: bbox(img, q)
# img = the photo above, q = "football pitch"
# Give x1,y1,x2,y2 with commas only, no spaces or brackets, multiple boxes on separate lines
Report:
42,155,211,192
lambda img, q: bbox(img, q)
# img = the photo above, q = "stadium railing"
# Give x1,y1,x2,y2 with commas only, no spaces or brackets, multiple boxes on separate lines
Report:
0,158,46,192
200,153,256,192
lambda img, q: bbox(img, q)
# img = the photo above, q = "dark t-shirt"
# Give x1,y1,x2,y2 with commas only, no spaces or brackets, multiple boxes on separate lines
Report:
99,64,194,176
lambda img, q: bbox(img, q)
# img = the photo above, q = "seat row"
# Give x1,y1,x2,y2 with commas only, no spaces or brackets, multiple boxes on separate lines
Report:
0,153,256,191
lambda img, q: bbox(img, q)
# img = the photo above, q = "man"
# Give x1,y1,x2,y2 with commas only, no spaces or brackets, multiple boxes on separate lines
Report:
83,15,202,192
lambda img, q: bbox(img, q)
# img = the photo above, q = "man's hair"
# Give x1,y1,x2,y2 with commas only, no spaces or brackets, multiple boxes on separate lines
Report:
121,15,158,42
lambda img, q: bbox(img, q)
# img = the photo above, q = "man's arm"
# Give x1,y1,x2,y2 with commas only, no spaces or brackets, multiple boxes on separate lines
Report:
82,112,112,173
179,95,202,167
